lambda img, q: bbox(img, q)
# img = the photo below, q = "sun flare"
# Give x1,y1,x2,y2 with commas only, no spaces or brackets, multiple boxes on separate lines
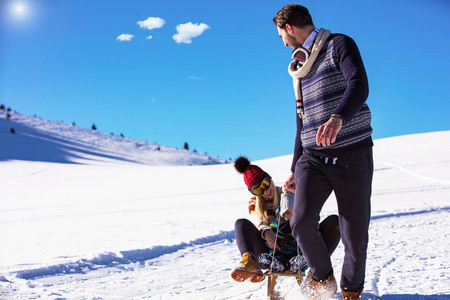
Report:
10,2,28,18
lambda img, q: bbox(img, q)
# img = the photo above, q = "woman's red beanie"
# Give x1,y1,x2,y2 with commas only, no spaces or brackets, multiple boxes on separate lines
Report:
234,156,268,190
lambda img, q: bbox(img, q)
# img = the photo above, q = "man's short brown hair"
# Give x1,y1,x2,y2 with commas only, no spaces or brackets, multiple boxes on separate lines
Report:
273,4,314,29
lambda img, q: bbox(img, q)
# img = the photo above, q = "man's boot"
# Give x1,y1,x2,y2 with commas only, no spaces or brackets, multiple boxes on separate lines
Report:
300,270,337,300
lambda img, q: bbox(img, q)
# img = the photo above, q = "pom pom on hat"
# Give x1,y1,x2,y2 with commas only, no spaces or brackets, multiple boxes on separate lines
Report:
234,156,251,174
234,156,268,190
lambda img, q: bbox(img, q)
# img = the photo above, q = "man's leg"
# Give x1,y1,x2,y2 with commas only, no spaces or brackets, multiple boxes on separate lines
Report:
290,153,333,281
331,148,373,293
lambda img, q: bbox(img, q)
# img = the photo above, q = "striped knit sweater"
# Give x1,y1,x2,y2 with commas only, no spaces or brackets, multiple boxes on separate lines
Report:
291,34,373,172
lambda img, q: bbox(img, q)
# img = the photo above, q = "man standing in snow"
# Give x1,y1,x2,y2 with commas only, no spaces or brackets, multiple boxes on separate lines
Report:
273,4,374,300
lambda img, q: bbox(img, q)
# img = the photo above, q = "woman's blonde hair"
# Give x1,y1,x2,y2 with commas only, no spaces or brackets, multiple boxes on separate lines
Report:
254,180,280,224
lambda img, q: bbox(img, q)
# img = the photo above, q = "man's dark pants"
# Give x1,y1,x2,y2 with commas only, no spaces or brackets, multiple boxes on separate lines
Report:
290,147,373,292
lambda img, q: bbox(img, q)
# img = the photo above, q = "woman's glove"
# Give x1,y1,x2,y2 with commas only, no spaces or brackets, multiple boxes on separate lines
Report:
263,229,284,250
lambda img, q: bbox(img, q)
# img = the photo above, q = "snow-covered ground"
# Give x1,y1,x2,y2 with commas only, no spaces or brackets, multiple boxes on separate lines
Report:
0,111,449,300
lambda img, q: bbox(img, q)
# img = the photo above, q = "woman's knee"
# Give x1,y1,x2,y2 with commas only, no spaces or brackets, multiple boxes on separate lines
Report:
320,215,340,231
319,215,341,255
235,218,251,229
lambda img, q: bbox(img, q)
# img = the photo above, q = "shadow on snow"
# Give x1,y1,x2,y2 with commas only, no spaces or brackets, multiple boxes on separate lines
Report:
0,117,140,164
11,231,236,280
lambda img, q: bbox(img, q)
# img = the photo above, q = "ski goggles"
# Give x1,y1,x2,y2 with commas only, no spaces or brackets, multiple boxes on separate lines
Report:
250,175,272,196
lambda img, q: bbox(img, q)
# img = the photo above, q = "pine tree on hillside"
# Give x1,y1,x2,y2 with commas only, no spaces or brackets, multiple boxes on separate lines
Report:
184,142,189,150
0,104,5,110
92,123,97,131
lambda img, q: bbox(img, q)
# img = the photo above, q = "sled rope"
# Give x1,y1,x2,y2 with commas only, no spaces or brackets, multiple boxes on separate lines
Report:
269,210,301,274
268,209,301,275
268,211,282,273
265,207,303,299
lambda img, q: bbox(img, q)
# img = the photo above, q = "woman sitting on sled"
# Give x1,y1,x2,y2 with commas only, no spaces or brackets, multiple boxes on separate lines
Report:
231,156,341,283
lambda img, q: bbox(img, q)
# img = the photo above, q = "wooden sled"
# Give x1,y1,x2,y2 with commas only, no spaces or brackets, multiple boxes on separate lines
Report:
264,270,304,299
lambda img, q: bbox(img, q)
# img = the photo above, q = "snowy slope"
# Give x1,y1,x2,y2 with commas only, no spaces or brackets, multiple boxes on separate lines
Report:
0,110,228,166
0,110,449,300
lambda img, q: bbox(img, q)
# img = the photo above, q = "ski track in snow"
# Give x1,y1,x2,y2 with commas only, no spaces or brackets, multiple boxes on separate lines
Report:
8,207,447,281
1,208,448,300
376,161,450,187
368,210,449,297
10,231,236,281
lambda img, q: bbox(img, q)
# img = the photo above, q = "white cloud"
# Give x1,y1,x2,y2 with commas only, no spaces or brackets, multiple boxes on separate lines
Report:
116,34,134,42
137,17,165,31
188,76,206,80
172,22,210,44
146,36,153,40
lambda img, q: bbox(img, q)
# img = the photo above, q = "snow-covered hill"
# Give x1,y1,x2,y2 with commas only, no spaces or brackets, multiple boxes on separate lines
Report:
0,110,449,300
0,110,228,165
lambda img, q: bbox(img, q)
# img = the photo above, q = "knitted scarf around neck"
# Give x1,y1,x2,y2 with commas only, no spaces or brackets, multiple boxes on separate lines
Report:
288,28,332,118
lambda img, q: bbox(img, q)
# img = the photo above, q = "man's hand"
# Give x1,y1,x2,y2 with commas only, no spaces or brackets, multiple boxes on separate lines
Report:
284,173,296,193
316,116,343,147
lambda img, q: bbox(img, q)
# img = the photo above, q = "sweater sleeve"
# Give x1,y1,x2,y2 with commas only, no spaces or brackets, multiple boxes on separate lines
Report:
291,110,303,173
248,198,270,231
331,34,369,123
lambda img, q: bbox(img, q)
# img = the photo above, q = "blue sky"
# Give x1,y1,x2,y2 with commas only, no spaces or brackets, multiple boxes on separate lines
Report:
1,0,449,161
